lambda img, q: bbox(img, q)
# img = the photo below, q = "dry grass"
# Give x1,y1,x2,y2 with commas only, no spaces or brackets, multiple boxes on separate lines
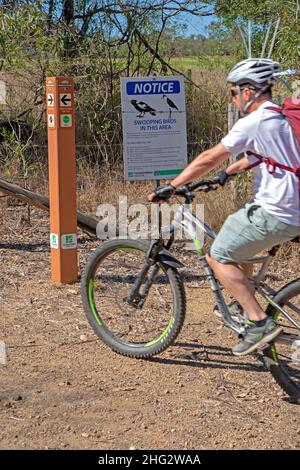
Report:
186,68,229,151
75,162,299,269
0,158,299,270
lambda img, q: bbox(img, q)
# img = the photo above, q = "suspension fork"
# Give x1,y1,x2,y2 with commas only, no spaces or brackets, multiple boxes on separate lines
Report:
123,231,181,308
134,234,178,308
124,255,157,308
136,264,161,308
124,239,165,308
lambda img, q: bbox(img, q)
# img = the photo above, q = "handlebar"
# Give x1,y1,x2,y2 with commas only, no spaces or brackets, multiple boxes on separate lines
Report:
173,177,223,202
186,176,223,192
150,174,236,204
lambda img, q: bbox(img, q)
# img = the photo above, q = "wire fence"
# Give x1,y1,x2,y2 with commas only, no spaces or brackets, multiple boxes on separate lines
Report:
0,65,233,184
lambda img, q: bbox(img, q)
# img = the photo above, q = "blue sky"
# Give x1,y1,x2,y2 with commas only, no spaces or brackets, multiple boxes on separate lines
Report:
179,13,217,37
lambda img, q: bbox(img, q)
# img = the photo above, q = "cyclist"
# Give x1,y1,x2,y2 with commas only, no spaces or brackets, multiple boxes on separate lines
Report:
148,58,300,356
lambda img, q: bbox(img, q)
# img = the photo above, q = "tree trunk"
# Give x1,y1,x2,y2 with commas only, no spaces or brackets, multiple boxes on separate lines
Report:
62,0,75,58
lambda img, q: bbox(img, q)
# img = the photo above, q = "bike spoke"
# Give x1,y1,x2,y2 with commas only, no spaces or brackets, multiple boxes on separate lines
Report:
91,248,175,345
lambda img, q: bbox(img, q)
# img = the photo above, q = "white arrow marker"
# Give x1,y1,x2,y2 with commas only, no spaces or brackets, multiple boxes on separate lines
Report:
60,93,72,107
47,93,54,107
48,114,55,127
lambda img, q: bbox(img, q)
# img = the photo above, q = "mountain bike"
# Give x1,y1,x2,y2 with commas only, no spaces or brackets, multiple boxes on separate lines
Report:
81,177,300,403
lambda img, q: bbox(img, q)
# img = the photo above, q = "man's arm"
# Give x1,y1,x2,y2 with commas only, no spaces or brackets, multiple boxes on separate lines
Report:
226,155,252,175
170,143,231,188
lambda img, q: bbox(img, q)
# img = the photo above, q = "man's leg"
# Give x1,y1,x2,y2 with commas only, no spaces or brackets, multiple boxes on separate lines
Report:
240,263,254,281
206,203,300,354
206,253,283,356
206,253,266,321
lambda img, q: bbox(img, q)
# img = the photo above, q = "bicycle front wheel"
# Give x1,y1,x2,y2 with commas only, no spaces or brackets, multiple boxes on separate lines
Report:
81,239,186,358
264,278,300,403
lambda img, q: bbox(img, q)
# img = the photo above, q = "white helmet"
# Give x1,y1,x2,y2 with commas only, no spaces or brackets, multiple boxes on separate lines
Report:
227,58,280,88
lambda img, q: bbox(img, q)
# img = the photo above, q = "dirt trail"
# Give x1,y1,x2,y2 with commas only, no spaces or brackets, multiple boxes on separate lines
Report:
1,207,300,450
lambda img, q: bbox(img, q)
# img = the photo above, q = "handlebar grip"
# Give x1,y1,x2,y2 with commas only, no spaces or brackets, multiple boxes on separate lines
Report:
151,193,170,202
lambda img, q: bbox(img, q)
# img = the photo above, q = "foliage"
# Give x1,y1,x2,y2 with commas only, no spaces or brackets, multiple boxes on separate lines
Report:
213,0,300,67
0,0,299,174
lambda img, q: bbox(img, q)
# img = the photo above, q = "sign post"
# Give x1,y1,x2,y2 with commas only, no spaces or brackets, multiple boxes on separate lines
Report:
121,76,187,240
121,76,187,181
46,77,78,283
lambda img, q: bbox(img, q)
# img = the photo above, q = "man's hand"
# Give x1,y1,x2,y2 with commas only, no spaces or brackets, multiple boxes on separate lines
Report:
217,170,236,186
148,183,176,203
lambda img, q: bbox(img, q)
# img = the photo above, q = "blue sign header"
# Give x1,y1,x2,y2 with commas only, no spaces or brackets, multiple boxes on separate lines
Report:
127,80,180,95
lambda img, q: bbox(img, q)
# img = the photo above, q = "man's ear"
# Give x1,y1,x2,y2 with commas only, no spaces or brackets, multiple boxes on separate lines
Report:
244,88,255,102
243,88,251,101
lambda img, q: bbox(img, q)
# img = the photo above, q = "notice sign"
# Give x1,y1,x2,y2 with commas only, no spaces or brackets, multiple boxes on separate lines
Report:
121,76,187,181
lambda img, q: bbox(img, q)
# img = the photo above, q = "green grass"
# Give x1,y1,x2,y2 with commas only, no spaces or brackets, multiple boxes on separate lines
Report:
170,55,236,72
170,56,200,69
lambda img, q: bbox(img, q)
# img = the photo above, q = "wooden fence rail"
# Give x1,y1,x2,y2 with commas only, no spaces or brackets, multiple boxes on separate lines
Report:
0,177,98,236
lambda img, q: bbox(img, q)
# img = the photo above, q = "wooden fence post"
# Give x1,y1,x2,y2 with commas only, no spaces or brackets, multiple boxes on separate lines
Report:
227,102,240,201
227,102,239,163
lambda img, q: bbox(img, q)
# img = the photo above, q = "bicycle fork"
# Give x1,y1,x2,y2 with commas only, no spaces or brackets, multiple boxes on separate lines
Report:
124,260,159,309
123,240,183,309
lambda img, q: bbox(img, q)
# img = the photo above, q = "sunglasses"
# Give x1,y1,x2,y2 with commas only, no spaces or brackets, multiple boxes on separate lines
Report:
231,86,256,97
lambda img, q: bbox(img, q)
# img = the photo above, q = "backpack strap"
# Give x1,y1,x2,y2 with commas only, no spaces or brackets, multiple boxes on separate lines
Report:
245,150,300,176
244,151,279,174
244,150,300,241
266,105,283,113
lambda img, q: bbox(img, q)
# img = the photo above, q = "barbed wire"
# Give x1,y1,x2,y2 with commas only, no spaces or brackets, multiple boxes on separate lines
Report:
28,141,217,149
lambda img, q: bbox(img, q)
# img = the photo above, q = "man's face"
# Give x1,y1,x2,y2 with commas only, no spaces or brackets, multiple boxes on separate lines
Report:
230,85,255,112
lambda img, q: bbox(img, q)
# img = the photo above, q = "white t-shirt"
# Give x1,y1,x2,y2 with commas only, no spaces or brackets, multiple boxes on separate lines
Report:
221,100,300,227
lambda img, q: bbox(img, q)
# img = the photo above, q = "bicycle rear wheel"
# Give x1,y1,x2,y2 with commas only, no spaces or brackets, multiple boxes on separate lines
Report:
81,239,186,358
264,279,300,403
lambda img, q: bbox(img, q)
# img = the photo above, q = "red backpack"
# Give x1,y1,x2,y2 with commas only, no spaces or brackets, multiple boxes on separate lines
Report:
246,98,300,178
245,97,300,239
268,97,300,148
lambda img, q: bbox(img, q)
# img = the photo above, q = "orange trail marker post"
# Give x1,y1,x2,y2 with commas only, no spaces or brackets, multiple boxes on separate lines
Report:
46,77,78,283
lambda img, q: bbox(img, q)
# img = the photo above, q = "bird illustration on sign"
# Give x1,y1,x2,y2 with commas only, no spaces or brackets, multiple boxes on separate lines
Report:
131,100,156,117
162,95,179,118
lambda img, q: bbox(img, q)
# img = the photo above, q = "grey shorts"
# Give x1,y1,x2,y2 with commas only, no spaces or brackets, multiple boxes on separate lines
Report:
210,202,300,264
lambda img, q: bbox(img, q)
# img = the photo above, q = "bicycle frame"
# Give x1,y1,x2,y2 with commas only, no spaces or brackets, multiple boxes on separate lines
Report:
165,202,300,344
125,200,300,346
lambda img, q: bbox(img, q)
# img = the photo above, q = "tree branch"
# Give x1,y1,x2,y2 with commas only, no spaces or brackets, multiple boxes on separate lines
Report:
134,28,201,88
